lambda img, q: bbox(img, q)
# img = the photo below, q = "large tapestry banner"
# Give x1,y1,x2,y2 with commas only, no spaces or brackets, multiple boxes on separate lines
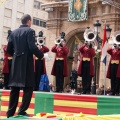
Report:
68,0,88,22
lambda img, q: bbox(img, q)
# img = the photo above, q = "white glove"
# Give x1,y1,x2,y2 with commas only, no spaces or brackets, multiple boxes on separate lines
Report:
94,46,97,50
112,46,114,49
44,53,49,59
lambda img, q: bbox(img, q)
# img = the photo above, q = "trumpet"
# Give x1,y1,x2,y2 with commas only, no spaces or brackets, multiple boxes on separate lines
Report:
37,37,45,46
54,37,64,45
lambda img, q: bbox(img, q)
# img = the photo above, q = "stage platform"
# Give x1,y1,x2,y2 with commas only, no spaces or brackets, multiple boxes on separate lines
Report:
0,89,120,119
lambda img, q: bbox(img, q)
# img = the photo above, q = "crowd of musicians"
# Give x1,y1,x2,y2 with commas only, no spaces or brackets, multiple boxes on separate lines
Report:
2,31,120,95
1,14,119,118
0,26,120,96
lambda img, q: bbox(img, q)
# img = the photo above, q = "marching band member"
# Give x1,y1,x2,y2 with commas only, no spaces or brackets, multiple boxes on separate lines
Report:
51,32,69,93
78,42,96,94
107,44,120,95
34,31,49,91
2,30,12,89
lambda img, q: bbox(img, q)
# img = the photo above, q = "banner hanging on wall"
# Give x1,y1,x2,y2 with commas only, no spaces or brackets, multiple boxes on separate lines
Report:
68,0,88,22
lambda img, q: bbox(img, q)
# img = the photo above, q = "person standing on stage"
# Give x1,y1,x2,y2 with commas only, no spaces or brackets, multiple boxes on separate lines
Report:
6,14,44,118
70,69,78,93
2,30,12,89
34,31,49,91
107,44,120,96
51,32,69,93
78,42,96,94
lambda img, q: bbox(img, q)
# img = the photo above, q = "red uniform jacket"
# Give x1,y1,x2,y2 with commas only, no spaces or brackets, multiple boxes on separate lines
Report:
51,45,69,77
77,44,96,77
34,46,49,74
107,48,120,78
2,45,12,74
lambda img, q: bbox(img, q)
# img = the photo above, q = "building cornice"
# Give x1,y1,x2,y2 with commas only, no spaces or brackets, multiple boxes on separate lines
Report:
41,1,68,10
41,0,101,10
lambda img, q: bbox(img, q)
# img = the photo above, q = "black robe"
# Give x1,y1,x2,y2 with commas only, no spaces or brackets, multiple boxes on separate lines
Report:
7,25,44,87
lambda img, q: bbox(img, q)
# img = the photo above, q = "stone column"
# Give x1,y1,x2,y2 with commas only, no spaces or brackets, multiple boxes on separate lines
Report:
105,5,111,13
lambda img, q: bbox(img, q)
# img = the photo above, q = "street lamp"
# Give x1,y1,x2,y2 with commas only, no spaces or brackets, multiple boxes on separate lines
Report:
94,20,102,52
106,25,112,39
92,21,112,94
92,20,102,94
94,20,102,34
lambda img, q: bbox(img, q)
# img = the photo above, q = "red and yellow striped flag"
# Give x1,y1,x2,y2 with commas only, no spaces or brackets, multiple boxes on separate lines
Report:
1,90,35,119
54,94,97,115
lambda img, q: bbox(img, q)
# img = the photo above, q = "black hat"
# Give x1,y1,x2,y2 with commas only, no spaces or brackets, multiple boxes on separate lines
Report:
38,31,43,37
7,30,12,41
60,32,65,39
60,32,66,42
8,30,12,34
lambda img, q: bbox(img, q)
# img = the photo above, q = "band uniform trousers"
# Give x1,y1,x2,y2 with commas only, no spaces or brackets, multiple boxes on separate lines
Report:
35,59,43,90
110,63,120,95
3,59,12,89
81,61,92,94
55,60,64,92
7,87,33,118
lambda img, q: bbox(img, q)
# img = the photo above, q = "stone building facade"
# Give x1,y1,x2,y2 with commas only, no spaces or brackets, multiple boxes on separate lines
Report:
0,0,120,89
0,0,48,58
41,0,120,88
0,0,49,77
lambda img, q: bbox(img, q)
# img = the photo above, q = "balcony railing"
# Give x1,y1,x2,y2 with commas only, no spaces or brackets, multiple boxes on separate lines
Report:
100,0,120,9
41,0,120,10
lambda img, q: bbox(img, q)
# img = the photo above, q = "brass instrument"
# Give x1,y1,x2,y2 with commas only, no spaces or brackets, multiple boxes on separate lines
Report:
37,36,45,46
109,31,120,49
54,37,64,45
54,32,66,47
112,31,120,45
83,28,98,50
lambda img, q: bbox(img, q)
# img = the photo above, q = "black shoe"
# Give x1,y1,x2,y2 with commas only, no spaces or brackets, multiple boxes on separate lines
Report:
3,87,9,90
24,113,30,117
34,88,39,91
115,93,119,96
59,91,63,93
86,92,91,95
107,92,115,96
54,90,59,93
18,112,30,117
81,92,86,94
7,115,13,118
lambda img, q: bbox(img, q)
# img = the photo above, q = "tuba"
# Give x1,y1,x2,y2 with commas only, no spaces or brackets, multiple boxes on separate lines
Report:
112,31,120,45
83,28,98,50
37,36,45,46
